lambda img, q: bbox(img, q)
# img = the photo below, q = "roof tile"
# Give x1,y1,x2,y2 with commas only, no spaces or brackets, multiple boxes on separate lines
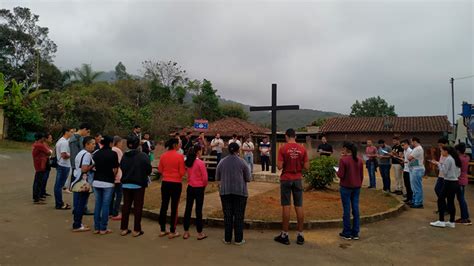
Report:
320,116,452,133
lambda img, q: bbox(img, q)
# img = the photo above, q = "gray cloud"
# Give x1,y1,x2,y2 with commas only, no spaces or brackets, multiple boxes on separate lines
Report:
3,0,473,118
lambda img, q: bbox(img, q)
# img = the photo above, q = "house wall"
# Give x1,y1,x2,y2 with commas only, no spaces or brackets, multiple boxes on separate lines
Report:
321,132,444,146
319,132,445,176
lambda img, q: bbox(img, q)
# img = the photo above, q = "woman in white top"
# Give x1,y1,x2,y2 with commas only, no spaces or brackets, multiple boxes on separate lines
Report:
71,136,95,232
429,146,462,228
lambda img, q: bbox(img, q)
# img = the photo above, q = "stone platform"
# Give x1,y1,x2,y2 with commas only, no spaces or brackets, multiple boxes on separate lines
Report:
252,171,280,183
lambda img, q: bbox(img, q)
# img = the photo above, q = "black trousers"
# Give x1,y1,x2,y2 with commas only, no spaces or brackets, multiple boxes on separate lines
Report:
221,194,247,243
33,171,45,202
183,186,205,233
403,171,413,201
261,156,270,171
159,181,182,233
121,187,146,232
438,180,459,222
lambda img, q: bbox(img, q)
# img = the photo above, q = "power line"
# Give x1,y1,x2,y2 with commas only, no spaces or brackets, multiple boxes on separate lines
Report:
454,75,474,80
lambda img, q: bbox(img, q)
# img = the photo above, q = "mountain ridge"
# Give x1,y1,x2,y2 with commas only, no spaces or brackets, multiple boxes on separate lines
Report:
96,71,343,130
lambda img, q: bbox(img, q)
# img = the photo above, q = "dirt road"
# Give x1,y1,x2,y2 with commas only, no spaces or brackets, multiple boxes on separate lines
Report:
1,151,473,265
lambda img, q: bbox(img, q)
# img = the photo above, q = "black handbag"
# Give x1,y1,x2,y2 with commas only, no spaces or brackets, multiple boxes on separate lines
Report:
49,155,58,168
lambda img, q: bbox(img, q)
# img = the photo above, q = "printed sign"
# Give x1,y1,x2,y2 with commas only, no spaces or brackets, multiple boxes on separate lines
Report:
194,119,209,131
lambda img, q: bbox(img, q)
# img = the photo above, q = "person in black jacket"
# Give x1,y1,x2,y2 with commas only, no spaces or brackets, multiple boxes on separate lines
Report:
120,135,152,237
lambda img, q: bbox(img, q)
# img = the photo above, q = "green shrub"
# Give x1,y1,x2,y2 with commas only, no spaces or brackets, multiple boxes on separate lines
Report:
5,102,44,141
304,156,338,189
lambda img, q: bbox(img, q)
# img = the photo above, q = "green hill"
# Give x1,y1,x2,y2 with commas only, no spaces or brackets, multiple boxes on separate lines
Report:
93,71,342,129
219,98,342,130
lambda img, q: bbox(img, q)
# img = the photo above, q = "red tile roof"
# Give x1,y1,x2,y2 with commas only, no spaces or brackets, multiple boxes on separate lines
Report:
180,117,270,137
320,116,452,133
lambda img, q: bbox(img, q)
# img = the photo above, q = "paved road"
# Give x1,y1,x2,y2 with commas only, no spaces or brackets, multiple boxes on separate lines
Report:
1,151,473,265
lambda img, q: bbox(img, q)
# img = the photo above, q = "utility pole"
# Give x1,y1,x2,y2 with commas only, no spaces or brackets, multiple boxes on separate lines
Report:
450,77,455,125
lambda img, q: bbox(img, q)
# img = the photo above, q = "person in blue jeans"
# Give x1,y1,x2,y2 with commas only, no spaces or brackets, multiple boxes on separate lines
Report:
54,127,74,210
242,137,255,174
92,136,119,235
71,136,96,232
455,143,472,225
408,137,425,209
365,140,378,188
377,139,392,192
336,142,364,240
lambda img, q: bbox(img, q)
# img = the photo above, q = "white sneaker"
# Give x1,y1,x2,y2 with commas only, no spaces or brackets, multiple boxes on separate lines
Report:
234,239,246,246
430,221,446,228
445,222,456,228
222,239,231,245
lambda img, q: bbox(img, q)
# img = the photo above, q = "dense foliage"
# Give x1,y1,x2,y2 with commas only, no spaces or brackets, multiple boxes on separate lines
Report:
350,96,397,117
0,7,256,140
303,156,338,189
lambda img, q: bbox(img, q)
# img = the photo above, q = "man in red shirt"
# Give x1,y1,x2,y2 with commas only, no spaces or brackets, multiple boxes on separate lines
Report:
32,132,52,204
274,128,309,245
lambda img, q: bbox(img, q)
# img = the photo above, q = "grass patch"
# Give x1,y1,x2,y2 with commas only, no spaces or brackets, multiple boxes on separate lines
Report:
208,186,400,221
144,180,219,210
0,140,33,151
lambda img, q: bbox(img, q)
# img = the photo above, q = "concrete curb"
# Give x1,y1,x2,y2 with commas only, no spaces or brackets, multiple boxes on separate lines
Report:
141,194,407,230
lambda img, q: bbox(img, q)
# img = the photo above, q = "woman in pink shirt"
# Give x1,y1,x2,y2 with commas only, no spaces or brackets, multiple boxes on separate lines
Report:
183,144,208,240
365,140,378,189
455,143,471,225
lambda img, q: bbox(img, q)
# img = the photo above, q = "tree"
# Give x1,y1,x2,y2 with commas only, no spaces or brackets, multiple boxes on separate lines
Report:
221,104,249,120
142,60,188,103
192,79,221,121
38,60,64,90
310,117,327,127
114,61,130,80
0,72,47,140
350,96,396,117
70,64,103,86
0,7,57,83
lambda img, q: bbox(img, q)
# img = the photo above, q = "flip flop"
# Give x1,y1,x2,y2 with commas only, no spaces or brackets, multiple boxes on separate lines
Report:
100,229,113,235
183,232,190,240
93,230,100,235
168,232,180,239
159,232,169,237
121,229,132,236
197,234,208,241
133,231,144,238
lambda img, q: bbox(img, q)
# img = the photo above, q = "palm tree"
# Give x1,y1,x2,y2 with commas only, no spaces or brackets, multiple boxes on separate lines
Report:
70,64,103,86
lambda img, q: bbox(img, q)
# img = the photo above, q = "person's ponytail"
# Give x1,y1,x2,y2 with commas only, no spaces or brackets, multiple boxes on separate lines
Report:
343,141,358,162
185,144,201,168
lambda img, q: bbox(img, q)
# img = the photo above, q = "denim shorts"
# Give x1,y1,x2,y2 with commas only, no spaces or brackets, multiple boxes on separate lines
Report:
280,180,303,207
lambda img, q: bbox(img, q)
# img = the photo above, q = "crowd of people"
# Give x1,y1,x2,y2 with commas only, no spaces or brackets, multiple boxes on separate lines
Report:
30,122,472,246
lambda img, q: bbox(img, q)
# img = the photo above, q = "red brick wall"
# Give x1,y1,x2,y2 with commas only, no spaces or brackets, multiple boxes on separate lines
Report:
321,133,443,146
318,132,444,176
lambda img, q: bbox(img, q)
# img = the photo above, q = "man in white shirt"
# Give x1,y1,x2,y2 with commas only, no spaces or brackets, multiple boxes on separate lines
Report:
408,137,425,209
228,134,242,147
210,133,225,163
54,126,74,210
242,137,255,173
401,139,413,205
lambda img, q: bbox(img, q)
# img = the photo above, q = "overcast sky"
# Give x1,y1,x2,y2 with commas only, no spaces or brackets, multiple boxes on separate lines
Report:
3,0,473,119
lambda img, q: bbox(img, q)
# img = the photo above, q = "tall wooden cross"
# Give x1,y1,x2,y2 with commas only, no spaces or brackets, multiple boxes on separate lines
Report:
250,84,300,173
